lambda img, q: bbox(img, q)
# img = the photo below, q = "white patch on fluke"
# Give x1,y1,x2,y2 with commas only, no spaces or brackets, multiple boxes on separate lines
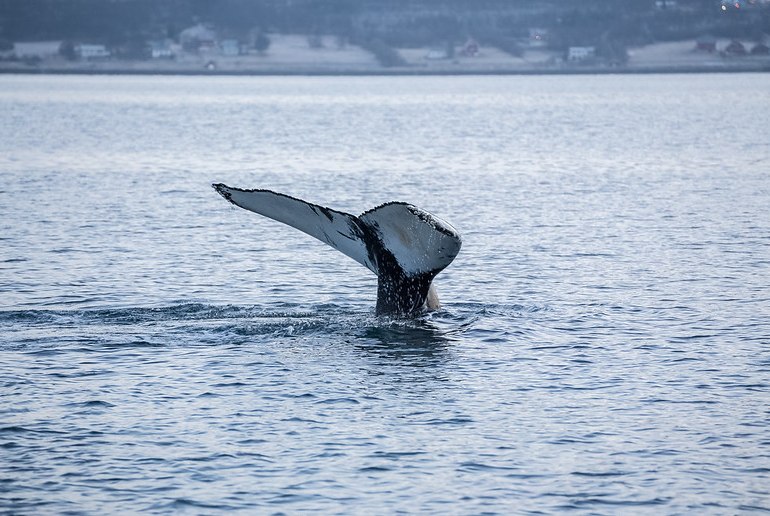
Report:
359,203,461,276
215,185,377,272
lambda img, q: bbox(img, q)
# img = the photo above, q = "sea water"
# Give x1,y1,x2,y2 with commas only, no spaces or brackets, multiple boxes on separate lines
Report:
1,74,769,514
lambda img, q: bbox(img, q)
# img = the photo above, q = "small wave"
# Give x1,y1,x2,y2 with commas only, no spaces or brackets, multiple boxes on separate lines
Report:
314,397,361,405
358,465,392,472
423,416,474,426
158,498,236,511
571,470,630,477
0,425,31,434
0,302,325,326
1,301,493,349
459,461,519,472
568,496,672,507
0,425,67,436
369,450,425,459
0,300,516,327
451,301,551,316
63,400,116,408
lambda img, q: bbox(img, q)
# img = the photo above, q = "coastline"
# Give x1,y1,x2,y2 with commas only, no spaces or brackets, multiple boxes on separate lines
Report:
2,62,769,76
4,36,769,77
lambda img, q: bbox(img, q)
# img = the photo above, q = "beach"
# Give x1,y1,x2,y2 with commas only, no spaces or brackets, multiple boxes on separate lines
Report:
3,35,769,75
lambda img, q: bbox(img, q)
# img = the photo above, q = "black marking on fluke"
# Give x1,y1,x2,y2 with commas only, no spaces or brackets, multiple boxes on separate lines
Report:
212,183,461,317
213,183,232,201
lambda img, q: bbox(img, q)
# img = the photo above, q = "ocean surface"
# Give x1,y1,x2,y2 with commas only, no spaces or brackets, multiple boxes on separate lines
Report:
1,73,769,514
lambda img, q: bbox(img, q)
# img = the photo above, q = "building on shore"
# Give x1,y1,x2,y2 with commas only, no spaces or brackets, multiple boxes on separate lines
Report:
149,40,174,59
75,44,110,60
724,40,747,56
180,24,217,53
568,46,596,62
11,41,62,59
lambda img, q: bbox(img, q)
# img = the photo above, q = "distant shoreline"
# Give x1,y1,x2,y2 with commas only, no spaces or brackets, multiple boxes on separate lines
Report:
5,35,770,77
2,63,769,76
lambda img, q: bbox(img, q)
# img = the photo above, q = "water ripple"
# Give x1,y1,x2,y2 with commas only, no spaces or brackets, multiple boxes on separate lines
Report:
2,74,769,514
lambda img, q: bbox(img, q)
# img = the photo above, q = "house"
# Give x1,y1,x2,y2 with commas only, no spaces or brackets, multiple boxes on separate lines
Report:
655,0,678,9
149,40,174,59
568,46,595,61
75,44,110,59
695,35,717,52
180,24,217,52
724,40,747,55
12,41,62,59
426,48,449,60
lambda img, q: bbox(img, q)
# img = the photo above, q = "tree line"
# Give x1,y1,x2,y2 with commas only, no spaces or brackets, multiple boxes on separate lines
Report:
0,0,766,52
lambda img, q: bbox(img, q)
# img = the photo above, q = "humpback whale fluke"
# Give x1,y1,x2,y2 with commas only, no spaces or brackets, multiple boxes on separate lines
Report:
212,184,462,316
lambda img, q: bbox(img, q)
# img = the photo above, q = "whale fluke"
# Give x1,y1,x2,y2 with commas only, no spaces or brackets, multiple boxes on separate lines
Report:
213,184,462,316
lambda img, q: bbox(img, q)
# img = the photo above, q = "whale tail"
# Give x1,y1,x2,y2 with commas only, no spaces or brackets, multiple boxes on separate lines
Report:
213,184,461,316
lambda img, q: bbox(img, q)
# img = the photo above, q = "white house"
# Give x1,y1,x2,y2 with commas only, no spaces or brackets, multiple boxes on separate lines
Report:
426,48,449,60
180,24,217,52
12,41,62,59
76,44,110,59
655,0,678,9
149,40,174,59
568,46,595,61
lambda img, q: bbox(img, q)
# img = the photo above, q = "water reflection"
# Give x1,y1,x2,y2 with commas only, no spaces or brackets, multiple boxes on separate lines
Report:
353,316,458,365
